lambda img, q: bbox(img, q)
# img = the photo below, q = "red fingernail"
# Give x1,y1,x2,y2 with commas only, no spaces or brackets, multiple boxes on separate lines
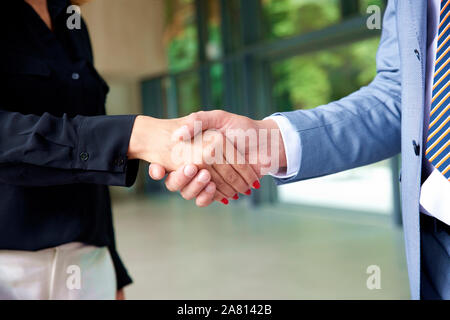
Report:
221,198,229,205
232,194,239,200
252,181,260,189
245,189,252,195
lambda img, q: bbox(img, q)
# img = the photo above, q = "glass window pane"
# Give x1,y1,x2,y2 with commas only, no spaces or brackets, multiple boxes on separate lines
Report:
206,0,223,60
262,0,341,40
176,73,201,116
270,37,393,214
210,63,224,107
279,160,394,214
271,37,380,111
220,0,243,53
165,0,198,72
359,0,386,15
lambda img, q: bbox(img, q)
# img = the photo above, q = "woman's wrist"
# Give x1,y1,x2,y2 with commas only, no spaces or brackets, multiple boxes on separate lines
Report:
128,115,146,160
128,115,161,162
128,115,179,165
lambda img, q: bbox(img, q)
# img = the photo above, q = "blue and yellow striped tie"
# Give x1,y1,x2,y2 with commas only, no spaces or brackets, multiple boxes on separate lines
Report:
426,0,450,180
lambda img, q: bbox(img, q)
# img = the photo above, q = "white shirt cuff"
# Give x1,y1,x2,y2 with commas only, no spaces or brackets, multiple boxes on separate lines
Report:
265,115,301,178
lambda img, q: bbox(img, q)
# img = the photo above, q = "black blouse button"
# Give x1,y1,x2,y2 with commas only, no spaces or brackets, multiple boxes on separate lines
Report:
80,152,89,161
72,72,80,80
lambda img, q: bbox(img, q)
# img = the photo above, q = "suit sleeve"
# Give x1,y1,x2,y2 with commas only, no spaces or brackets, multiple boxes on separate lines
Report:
273,0,401,184
0,110,139,187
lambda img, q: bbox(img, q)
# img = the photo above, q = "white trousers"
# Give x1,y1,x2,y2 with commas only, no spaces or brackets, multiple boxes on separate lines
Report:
0,242,116,300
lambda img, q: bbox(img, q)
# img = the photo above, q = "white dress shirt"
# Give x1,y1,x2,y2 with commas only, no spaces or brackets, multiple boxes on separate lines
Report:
269,0,449,226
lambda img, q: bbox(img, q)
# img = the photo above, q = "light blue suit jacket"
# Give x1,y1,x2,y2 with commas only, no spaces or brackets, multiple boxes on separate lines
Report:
275,0,427,299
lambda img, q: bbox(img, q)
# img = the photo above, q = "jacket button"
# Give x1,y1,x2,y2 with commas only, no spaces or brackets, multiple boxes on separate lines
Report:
80,152,89,161
72,72,80,80
414,49,420,61
412,140,420,156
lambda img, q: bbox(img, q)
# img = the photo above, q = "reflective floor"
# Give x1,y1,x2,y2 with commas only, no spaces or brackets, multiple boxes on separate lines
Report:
112,195,410,299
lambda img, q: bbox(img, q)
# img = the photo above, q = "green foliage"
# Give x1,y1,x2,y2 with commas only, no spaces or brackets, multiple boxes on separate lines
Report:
265,0,381,111
167,26,198,73
359,0,386,14
272,37,379,111
262,0,340,39
164,0,382,114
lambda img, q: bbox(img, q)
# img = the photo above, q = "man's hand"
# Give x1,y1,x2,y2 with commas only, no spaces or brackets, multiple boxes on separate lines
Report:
175,110,287,175
149,110,288,203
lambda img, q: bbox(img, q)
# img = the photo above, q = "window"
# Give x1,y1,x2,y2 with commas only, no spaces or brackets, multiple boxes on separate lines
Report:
165,0,198,73
271,37,379,111
141,0,398,217
262,0,341,40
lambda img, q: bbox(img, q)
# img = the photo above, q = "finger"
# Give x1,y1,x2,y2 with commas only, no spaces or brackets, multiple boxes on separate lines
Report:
224,140,261,190
214,190,229,205
195,182,216,207
165,164,198,192
208,166,236,199
175,110,227,141
148,163,166,180
229,162,260,190
213,159,250,195
215,141,259,193
223,136,260,187
180,169,211,200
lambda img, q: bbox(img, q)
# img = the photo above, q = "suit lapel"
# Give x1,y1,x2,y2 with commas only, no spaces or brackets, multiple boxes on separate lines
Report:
402,0,426,132
397,0,428,299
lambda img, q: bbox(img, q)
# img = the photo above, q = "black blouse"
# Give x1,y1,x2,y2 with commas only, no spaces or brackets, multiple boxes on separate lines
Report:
0,0,139,289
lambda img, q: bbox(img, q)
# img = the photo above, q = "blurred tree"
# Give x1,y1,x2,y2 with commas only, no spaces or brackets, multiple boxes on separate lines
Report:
164,0,198,73
262,0,340,39
265,0,381,111
272,37,379,111
163,0,383,114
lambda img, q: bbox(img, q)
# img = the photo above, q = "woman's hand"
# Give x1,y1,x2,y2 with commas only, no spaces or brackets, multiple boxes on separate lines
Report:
151,164,218,207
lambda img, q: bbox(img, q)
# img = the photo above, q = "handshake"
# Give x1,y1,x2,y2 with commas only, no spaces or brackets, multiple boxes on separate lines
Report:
127,110,287,207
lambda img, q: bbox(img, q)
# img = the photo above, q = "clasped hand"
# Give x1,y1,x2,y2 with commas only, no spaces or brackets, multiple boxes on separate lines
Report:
128,110,286,207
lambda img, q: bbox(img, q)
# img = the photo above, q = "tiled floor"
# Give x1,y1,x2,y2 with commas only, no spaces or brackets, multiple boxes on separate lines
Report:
112,195,410,299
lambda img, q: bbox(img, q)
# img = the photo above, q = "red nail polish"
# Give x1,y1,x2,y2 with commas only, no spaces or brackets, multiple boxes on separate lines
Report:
245,189,252,195
221,198,229,205
232,194,239,200
252,181,260,189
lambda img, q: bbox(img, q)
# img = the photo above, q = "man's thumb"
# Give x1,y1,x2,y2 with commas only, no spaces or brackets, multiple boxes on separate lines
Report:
172,111,211,141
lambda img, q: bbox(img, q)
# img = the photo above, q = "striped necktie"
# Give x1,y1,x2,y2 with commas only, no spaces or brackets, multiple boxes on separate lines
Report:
426,0,450,180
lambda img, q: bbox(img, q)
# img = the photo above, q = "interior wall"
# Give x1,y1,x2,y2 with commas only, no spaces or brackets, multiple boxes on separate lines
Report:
81,0,167,79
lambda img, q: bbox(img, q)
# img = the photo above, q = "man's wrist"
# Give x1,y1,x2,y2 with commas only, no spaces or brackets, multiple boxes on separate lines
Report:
264,115,301,178
256,119,287,169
